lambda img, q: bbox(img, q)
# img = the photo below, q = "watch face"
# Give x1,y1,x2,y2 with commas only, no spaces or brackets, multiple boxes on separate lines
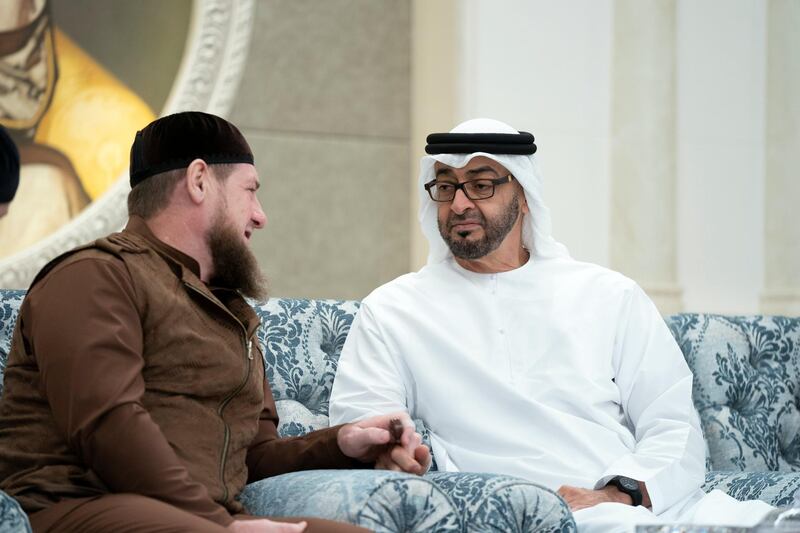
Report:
618,476,639,492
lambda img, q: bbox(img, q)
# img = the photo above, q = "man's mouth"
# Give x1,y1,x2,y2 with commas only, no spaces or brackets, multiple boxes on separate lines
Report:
449,218,483,238
244,230,252,241
450,222,482,232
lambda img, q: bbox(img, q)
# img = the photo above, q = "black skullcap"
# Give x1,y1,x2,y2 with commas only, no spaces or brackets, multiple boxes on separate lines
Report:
0,126,20,203
425,131,537,155
129,111,254,187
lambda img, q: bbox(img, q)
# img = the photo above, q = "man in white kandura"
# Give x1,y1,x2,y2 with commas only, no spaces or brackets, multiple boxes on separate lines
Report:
329,118,775,532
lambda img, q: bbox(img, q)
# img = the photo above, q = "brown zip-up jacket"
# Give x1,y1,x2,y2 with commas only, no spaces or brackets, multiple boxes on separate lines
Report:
0,217,360,526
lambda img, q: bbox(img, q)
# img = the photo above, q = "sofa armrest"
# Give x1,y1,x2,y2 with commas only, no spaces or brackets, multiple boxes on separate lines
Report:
704,471,800,507
239,470,459,532
425,472,576,533
0,489,31,533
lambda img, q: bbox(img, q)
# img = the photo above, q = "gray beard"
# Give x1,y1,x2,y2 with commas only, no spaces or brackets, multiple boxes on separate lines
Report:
438,192,521,260
206,219,268,300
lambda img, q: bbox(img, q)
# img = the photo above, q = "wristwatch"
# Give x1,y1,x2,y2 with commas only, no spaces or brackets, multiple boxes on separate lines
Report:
607,476,643,506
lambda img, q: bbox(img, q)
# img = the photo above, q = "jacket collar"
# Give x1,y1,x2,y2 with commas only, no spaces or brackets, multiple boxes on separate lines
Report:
124,215,202,278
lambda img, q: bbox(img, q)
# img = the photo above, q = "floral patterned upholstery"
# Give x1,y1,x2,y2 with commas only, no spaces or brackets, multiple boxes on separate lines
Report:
666,314,800,506
0,290,24,399
252,298,360,437
2,289,798,531
240,470,460,532
424,473,575,532
703,471,800,507
0,492,29,533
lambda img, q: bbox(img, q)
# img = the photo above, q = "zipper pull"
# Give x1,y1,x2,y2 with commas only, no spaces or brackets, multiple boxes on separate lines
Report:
247,339,254,360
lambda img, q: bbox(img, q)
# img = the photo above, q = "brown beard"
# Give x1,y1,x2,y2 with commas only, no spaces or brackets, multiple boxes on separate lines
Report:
206,217,268,300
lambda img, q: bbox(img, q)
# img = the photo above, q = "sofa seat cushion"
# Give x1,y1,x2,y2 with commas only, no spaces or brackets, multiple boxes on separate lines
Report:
239,469,459,532
425,472,576,533
704,471,800,507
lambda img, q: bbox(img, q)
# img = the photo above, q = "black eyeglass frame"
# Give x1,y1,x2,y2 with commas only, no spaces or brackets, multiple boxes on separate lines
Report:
424,175,514,202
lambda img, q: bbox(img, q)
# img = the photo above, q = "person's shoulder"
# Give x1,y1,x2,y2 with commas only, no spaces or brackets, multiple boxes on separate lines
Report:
362,272,419,304
543,257,638,293
38,249,127,287
30,240,133,296
361,263,446,307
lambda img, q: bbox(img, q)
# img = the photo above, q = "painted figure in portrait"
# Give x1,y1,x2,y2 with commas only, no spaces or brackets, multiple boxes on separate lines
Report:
0,0,155,258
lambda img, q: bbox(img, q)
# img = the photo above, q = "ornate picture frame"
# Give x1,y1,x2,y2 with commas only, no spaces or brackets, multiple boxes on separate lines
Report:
0,0,255,288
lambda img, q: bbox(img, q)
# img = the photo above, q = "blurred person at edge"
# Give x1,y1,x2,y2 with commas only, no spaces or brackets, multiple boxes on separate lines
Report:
0,126,19,218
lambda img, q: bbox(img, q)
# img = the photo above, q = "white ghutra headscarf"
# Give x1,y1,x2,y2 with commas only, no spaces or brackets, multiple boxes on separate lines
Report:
418,118,570,266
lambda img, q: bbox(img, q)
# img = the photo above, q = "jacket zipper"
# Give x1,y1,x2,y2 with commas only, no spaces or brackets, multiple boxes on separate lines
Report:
185,283,256,504
216,336,252,503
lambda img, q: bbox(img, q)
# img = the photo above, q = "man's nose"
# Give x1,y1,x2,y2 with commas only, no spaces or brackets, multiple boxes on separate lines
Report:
253,204,267,229
449,188,475,214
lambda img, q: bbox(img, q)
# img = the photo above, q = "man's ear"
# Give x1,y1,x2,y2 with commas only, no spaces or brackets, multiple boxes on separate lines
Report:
185,159,210,205
518,183,530,215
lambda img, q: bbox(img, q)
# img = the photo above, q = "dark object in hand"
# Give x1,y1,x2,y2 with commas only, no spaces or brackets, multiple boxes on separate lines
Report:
389,418,404,444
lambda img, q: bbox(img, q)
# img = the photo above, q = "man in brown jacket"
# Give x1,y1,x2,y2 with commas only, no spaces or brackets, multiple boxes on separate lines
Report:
0,112,430,533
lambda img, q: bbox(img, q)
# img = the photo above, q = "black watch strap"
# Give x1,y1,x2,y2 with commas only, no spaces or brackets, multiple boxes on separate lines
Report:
607,476,643,506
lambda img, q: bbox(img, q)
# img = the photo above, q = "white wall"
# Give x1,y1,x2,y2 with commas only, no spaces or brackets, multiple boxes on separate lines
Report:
676,0,766,314
459,0,613,267
448,0,767,313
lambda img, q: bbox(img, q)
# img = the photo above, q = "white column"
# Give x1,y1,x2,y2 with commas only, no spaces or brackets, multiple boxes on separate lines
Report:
762,0,800,314
610,0,682,314
409,0,460,271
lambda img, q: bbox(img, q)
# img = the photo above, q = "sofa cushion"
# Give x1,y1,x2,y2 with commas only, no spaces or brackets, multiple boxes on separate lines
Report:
667,314,800,472
704,471,800,507
0,489,30,533
425,472,576,532
239,469,460,532
252,298,360,434
0,290,24,398
239,470,576,533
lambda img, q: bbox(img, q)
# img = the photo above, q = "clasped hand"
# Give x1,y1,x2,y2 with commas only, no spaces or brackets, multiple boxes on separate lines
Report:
337,412,431,475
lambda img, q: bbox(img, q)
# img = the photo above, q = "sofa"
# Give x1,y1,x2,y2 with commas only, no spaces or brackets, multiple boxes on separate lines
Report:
0,289,798,532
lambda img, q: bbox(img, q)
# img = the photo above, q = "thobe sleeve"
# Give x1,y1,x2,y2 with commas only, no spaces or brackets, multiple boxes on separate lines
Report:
329,302,412,425
594,284,706,514
27,258,233,526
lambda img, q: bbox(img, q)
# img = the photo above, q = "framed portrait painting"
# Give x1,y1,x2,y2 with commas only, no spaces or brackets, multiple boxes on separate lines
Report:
0,0,255,288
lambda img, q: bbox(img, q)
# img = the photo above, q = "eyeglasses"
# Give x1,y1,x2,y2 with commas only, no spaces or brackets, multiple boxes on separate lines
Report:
424,175,514,202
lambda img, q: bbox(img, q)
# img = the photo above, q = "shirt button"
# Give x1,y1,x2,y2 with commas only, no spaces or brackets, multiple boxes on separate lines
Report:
498,328,505,334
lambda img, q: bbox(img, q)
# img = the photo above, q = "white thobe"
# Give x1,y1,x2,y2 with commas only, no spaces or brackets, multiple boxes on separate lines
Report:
329,257,773,531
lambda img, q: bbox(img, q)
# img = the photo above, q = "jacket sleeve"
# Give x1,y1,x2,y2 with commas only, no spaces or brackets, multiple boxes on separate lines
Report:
245,377,368,483
26,257,233,526
594,283,706,514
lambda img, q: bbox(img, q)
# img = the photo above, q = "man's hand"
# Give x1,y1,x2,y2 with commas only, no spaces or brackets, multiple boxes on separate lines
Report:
557,485,632,511
375,428,431,474
337,412,431,475
228,518,306,532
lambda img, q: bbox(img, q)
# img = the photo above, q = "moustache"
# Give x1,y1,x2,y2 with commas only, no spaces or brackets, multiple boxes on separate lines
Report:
447,210,485,230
